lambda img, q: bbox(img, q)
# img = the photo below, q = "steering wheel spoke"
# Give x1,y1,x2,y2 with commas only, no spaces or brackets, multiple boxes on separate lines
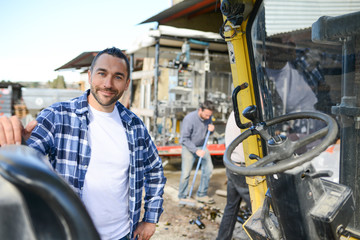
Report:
292,127,328,150
249,154,278,168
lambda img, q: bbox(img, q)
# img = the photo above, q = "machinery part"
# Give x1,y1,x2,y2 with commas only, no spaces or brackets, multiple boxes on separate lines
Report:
219,19,237,39
244,162,354,240
312,11,360,44
224,111,338,176
266,162,354,240
312,11,360,232
219,0,254,39
231,82,251,129
0,145,100,240
219,0,245,39
260,195,282,239
220,0,246,27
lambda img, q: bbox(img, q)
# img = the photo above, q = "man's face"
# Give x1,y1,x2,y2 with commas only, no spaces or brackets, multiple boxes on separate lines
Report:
88,53,129,112
199,108,213,120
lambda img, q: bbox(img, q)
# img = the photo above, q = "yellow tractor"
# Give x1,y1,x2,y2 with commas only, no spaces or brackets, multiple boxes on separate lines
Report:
220,0,360,239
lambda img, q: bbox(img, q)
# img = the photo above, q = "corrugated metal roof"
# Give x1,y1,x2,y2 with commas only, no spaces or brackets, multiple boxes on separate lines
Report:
264,0,360,36
55,52,98,71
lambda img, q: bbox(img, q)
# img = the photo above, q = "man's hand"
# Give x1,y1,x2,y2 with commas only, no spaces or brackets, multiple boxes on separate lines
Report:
208,124,215,132
0,116,37,146
196,149,205,158
133,222,156,240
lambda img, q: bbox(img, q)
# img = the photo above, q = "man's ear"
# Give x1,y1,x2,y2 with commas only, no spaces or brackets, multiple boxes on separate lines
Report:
125,78,130,90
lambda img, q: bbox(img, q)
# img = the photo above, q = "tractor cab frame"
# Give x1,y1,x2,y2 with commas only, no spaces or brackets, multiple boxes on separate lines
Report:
221,0,360,239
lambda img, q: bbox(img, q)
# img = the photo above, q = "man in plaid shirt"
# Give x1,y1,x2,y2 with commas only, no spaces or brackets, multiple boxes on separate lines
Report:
0,47,166,240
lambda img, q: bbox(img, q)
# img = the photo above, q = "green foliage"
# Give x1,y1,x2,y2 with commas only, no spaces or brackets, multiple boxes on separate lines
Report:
30,82,40,88
49,75,67,89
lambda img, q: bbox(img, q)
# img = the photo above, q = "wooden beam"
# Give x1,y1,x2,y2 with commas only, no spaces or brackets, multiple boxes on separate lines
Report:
130,107,154,117
131,70,154,80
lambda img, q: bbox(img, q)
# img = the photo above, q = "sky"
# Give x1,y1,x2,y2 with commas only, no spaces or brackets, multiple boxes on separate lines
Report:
0,0,172,83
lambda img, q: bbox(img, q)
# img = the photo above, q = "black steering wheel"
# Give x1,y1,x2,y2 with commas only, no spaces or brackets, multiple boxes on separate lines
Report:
224,111,338,176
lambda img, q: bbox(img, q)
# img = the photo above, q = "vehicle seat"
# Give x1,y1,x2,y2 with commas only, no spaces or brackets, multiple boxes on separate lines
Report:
0,145,100,240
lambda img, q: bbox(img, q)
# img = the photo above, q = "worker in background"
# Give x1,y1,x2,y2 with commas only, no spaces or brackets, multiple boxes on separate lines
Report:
0,47,166,240
178,100,216,204
265,37,318,118
216,111,251,240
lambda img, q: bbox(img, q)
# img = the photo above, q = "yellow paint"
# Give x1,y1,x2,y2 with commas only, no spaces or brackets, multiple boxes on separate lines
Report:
340,236,359,240
221,0,267,213
175,119,181,144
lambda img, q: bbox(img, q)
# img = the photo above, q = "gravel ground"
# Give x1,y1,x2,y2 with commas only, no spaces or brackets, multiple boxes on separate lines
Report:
149,161,248,240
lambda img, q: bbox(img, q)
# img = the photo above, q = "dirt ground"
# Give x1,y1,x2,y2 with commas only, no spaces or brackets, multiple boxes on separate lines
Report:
150,159,247,240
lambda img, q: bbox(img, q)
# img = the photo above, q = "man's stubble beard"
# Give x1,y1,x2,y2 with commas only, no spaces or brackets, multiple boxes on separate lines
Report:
90,85,123,107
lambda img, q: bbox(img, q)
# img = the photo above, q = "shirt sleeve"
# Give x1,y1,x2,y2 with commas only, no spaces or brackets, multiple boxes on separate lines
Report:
180,117,198,154
142,131,167,223
26,108,55,157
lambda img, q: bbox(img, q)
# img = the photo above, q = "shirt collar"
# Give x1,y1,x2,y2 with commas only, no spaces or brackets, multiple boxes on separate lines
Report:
115,101,134,126
75,89,91,115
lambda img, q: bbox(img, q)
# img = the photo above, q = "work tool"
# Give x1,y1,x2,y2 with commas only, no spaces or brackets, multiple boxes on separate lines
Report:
179,130,211,207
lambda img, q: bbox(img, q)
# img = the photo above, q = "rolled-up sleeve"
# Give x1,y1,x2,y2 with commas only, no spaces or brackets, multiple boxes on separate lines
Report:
142,134,166,223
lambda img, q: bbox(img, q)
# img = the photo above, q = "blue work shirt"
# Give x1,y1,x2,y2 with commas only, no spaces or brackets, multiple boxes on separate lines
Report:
26,89,166,238
180,110,212,154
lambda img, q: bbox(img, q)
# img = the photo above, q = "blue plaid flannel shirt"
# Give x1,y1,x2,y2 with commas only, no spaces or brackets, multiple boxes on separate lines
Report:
26,90,166,237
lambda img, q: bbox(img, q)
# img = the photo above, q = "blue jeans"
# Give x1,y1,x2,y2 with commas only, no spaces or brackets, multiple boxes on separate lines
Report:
216,169,251,240
178,146,213,199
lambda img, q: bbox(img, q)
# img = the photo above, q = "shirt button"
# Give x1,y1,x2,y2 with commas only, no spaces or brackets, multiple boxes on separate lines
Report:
84,165,88,169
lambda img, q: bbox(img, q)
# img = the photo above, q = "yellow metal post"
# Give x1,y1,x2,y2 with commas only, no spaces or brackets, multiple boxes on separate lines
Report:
221,0,267,212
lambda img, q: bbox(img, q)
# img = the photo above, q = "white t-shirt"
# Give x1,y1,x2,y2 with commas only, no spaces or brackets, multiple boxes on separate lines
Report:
82,105,130,240
225,111,245,164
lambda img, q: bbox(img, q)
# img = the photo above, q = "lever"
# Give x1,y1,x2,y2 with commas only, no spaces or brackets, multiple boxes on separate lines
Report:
242,105,260,125
249,154,261,161
304,170,333,179
232,83,252,129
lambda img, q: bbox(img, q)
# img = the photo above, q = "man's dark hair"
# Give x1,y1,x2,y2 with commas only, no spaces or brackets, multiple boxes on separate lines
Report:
90,47,130,79
200,100,215,111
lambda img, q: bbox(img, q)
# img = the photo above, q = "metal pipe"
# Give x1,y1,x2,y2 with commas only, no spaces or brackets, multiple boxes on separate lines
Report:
129,54,134,108
341,37,356,98
338,36,360,231
154,39,160,140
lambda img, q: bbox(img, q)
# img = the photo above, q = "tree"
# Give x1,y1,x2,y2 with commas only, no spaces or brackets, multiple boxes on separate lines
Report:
50,75,67,89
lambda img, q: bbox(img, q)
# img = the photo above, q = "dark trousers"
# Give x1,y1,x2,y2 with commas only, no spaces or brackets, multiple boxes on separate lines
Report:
216,169,251,240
